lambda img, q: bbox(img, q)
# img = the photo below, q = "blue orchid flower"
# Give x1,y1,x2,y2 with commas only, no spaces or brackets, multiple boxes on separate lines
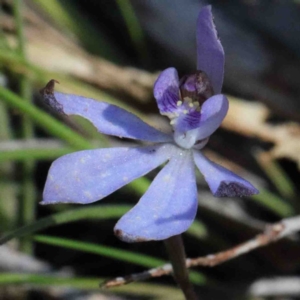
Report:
41,6,258,243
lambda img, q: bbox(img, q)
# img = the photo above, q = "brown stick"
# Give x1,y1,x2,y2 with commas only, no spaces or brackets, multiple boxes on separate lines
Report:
101,215,300,288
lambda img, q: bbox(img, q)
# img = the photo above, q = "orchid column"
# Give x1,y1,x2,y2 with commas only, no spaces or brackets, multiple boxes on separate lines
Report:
41,6,258,300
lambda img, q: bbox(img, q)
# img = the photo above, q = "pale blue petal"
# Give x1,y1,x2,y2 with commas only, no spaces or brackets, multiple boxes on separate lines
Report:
195,94,228,140
173,110,201,133
50,91,172,143
153,68,180,115
197,6,224,94
193,151,259,197
172,95,228,141
42,144,175,204
114,149,198,242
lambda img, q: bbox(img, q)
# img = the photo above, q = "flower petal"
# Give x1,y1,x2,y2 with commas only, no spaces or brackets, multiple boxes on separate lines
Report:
171,95,228,142
42,144,174,205
153,67,180,115
193,151,259,197
197,6,224,94
196,94,228,140
41,81,172,143
114,149,198,242
173,110,201,133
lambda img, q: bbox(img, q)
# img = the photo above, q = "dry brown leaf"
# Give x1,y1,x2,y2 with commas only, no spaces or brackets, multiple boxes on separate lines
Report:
223,96,300,169
270,123,300,168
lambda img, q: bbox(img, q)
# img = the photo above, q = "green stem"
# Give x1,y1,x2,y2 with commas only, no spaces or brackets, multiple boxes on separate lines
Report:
13,0,25,55
255,151,296,201
116,0,149,65
13,0,35,254
0,86,93,149
0,273,181,299
164,235,198,300
32,0,122,62
251,188,294,217
0,146,73,162
0,101,16,231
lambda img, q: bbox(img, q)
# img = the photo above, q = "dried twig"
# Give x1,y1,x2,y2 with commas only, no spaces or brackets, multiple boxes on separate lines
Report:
102,215,300,288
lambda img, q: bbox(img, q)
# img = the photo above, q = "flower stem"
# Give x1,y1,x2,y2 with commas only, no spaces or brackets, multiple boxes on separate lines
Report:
164,235,198,300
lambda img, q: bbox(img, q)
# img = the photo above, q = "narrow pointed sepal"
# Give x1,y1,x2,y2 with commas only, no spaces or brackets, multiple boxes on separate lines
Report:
197,6,224,94
40,80,172,143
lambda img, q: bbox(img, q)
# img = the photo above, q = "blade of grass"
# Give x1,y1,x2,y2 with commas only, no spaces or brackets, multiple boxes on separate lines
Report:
0,273,182,300
0,146,73,162
251,188,294,217
187,219,207,239
32,0,123,62
0,8,11,51
0,85,93,149
0,94,17,231
0,204,207,245
116,0,149,64
0,205,130,245
13,0,36,254
0,273,101,288
33,235,206,285
34,235,165,267
255,151,296,200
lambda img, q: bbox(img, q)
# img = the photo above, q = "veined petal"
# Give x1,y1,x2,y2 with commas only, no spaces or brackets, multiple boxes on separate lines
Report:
195,94,228,140
172,95,228,142
114,149,198,242
197,6,224,94
153,68,180,115
173,109,201,133
41,81,172,143
42,144,174,205
193,151,259,197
